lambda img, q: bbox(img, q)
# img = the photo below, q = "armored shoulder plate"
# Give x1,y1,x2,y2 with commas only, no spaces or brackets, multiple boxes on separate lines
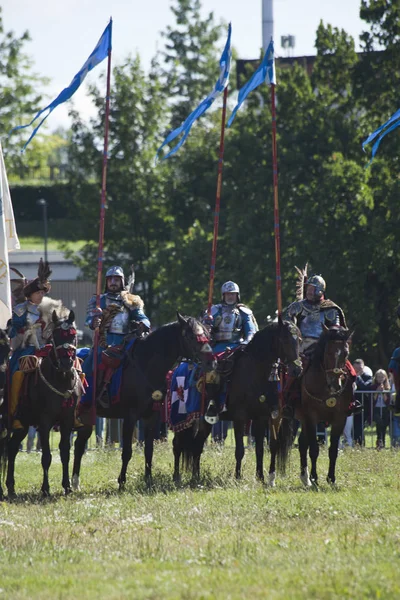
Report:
287,300,303,318
211,304,222,317
238,305,253,316
13,301,28,317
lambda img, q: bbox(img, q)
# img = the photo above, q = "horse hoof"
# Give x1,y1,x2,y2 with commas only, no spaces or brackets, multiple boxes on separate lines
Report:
311,479,319,491
327,476,336,486
235,472,241,480
173,474,181,484
268,472,276,487
42,490,50,498
71,474,80,491
64,487,73,496
300,468,312,488
256,473,265,483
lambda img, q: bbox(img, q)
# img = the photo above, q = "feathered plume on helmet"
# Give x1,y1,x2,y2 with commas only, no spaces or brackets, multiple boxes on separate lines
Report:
126,264,135,294
10,267,27,306
23,258,52,298
295,263,308,300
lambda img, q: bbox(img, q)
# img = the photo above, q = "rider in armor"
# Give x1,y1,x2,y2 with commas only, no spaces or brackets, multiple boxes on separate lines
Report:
286,274,346,355
283,270,349,418
206,281,258,353
83,266,150,406
203,281,258,422
8,259,52,428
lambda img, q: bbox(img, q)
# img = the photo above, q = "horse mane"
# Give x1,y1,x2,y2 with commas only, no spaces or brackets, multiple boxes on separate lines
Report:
245,321,280,360
39,297,73,341
312,326,351,365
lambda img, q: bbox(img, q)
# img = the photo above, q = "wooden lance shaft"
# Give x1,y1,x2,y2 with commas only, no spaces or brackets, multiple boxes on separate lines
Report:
271,83,282,316
202,85,229,417
92,21,113,427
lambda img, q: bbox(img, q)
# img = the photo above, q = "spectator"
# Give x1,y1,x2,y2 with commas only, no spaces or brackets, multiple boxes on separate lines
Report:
371,369,391,449
352,358,373,445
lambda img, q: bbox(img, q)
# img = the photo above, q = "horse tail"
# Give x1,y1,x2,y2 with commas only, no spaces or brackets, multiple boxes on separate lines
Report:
276,418,293,476
180,426,195,472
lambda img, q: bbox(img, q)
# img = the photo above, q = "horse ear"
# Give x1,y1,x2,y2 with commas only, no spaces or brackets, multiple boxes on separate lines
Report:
52,310,58,324
68,310,75,324
278,314,284,327
348,330,355,342
176,311,188,327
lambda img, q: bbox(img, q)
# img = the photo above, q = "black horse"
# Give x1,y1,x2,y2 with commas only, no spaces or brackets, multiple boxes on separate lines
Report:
297,326,354,487
6,309,80,497
0,329,11,500
172,317,303,483
72,313,214,490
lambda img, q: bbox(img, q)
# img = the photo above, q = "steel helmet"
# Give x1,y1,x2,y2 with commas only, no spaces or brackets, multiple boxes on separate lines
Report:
221,281,240,301
105,266,125,290
306,275,326,298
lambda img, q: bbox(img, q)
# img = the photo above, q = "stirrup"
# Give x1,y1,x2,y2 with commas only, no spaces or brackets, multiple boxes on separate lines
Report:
205,400,219,425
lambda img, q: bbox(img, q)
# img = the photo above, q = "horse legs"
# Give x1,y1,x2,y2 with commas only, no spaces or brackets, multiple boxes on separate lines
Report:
252,420,267,482
234,420,245,479
268,423,278,487
6,427,28,498
143,414,157,483
72,425,93,491
191,422,211,481
307,422,319,487
173,432,182,483
298,425,312,487
327,421,345,484
38,423,52,496
59,423,73,495
118,413,135,490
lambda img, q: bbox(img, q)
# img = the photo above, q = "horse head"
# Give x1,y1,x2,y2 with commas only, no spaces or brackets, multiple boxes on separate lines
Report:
51,309,77,372
176,312,215,372
277,315,303,378
318,325,353,393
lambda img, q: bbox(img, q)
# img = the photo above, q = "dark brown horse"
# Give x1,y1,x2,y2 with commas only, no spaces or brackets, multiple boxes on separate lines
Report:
297,326,354,487
6,309,80,497
0,329,11,500
72,313,214,490
172,317,303,483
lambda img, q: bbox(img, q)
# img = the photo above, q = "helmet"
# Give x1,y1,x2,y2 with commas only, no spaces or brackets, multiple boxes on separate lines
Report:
221,281,240,301
105,266,125,291
306,275,326,298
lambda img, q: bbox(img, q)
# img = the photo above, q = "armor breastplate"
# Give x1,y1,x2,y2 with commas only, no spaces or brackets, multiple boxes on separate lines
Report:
299,305,325,340
105,295,130,335
27,302,45,347
214,305,242,342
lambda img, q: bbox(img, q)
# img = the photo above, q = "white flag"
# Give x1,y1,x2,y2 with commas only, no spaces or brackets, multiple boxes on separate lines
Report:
0,142,20,328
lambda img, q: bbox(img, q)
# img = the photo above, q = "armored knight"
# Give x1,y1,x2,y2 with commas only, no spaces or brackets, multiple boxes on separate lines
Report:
85,265,150,347
203,281,258,423
205,281,258,353
8,259,52,376
285,273,346,354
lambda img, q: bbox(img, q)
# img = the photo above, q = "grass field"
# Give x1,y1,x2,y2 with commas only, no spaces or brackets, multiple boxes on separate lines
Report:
1,440,400,600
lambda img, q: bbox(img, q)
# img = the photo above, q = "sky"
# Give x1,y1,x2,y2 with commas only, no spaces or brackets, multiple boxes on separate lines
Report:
2,0,366,132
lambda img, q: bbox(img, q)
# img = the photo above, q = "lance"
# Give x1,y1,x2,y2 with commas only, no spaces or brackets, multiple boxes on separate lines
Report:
92,17,113,427
201,85,229,417
270,82,282,316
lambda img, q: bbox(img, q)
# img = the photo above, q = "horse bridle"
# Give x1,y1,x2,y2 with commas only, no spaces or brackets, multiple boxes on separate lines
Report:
49,321,78,371
303,340,349,403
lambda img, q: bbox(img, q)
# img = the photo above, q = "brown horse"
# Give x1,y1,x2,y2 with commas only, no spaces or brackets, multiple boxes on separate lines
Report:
172,317,303,483
72,313,214,490
296,326,354,487
6,309,80,497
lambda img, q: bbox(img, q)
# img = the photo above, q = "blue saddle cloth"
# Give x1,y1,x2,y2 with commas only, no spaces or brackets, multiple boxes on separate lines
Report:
168,362,226,432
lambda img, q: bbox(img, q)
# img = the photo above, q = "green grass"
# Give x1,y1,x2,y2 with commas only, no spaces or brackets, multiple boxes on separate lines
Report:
1,441,400,599
15,219,91,252
17,236,87,252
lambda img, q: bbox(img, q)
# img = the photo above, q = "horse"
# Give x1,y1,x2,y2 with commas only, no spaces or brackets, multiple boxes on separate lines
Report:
72,313,214,491
172,317,303,484
0,329,11,500
6,308,81,497
296,325,354,488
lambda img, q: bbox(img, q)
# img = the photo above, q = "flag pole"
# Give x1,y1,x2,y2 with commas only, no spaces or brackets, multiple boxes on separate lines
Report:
92,17,113,427
201,85,229,417
271,82,282,316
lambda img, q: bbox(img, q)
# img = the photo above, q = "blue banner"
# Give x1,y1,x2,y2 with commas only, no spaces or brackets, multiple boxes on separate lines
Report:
227,40,276,128
156,23,232,162
11,20,112,151
362,107,400,163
